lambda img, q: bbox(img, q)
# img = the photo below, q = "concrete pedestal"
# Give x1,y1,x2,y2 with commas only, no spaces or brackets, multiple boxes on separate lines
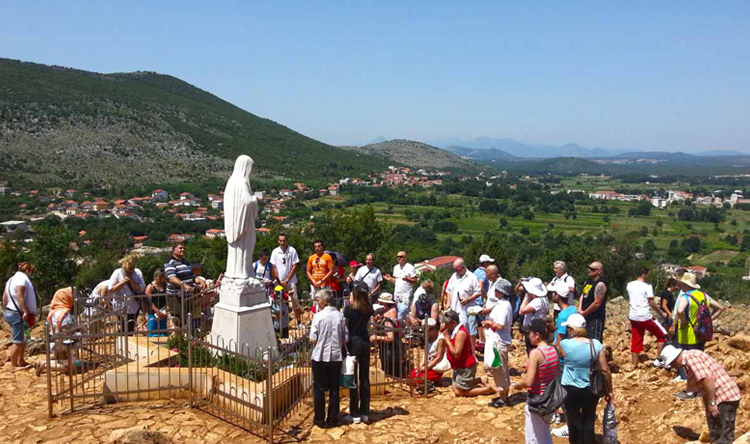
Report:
210,276,277,358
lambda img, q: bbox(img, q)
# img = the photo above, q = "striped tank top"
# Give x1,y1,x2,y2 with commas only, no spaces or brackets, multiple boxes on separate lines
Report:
529,345,559,396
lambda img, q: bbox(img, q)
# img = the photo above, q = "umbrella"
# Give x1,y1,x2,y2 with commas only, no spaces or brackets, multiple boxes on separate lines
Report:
325,250,348,266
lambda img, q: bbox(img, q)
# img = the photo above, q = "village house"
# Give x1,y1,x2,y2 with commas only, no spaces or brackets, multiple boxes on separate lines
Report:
167,233,195,243
415,255,462,274
152,189,169,202
253,191,266,200
211,198,224,210
64,189,77,198
279,189,294,197
204,228,225,239
589,190,618,200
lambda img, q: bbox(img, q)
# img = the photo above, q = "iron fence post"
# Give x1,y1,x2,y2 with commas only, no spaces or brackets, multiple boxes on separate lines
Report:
266,346,274,444
423,324,428,397
45,322,54,418
188,311,193,408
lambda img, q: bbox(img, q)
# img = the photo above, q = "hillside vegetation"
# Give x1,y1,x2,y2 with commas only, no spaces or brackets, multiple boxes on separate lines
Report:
0,58,389,184
342,139,482,171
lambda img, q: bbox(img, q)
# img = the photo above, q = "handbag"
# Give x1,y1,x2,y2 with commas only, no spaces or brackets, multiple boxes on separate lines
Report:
527,376,567,417
589,339,606,397
340,354,357,389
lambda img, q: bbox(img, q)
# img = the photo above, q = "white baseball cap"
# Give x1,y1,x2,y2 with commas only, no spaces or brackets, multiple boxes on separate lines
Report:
561,313,586,328
479,254,495,263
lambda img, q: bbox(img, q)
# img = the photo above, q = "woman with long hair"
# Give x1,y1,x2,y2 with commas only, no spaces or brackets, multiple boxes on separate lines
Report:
343,282,373,424
145,268,168,336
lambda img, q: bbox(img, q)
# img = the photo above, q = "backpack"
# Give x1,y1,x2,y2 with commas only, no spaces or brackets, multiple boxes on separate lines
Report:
687,291,713,342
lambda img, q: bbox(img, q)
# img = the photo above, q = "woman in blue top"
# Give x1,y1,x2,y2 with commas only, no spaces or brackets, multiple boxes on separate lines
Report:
557,314,613,444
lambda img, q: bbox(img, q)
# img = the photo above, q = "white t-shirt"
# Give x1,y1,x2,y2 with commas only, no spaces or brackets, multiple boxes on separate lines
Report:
488,299,513,345
446,271,482,314
392,263,417,305
550,273,576,310
5,271,37,314
87,280,111,316
354,266,383,293
627,280,655,322
521,296,549,328
270,246,299,286
253,260,274,285
108,268,146,315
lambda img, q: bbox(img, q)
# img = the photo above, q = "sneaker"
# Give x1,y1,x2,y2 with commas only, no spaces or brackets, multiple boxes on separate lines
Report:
653,358,665,368
552,425,569,438
674,390,698,400
671,375,685,383
344,415,356,424
550,413,562,424
360,415,369,424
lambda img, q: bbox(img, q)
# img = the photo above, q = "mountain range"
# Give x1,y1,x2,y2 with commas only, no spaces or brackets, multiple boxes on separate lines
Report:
431,137,746,160
0,58,391,185
341,139,482,171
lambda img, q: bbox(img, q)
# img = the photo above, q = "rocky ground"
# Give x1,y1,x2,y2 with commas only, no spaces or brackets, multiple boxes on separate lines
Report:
1,299,749,444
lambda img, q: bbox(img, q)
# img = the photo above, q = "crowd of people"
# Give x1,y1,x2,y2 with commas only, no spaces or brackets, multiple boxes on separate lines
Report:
2,232,743,443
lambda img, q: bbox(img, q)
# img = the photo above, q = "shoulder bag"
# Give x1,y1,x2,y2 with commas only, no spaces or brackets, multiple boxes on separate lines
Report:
589,339,606,397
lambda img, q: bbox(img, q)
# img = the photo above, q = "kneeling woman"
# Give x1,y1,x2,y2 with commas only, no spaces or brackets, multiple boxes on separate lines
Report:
441,310,494,397
35,287,77,376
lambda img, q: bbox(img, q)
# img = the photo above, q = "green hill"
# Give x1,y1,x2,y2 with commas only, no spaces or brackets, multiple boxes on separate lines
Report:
0,58,389,184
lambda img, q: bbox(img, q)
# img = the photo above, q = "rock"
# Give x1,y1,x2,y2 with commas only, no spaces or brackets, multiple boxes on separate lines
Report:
734,431,750,443
326,428,345,440
610,296,624,303
728,334,750,352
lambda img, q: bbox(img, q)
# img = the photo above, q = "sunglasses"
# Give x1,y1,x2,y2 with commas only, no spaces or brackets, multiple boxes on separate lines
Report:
397,255,405,258
588,267,600,271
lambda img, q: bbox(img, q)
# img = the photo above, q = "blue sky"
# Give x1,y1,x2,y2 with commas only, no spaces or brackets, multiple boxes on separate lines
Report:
2,1,749,151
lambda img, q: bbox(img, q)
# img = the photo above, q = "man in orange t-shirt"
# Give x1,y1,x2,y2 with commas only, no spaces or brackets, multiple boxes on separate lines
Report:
306,240,334,299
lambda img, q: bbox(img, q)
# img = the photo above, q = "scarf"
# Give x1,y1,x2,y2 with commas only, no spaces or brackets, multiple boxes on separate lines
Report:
47,287,74,330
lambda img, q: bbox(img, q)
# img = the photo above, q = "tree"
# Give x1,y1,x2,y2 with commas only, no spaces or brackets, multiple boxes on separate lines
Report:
640,226,649,237
499,218,508,229
741,235,750,252
681,236,701,253
520,227,530,235
26,224,78,303
643,239,656,259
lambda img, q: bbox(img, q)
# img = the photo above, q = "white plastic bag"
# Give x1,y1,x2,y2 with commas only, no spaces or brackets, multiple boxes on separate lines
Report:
340,355,357,389
603,401,619,444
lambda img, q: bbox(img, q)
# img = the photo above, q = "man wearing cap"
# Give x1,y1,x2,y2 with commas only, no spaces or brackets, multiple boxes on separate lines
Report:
578,261,608,342
673,272,725,397
445,258,483,350
354,253,383,303
481,265,513,407
550,260,576,320
518,277,550,354
627,267,668,368
383,251,418,321
441,310,494,397
660,345,741,444
474,254,495,305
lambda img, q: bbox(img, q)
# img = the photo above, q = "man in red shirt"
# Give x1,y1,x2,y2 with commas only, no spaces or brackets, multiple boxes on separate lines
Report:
661,345,741,444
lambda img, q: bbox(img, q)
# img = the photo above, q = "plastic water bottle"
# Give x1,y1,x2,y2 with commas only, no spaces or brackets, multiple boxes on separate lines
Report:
23,320,31,341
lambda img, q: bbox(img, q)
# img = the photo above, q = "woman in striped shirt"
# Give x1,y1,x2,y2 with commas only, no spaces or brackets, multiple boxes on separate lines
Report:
515,318,559,444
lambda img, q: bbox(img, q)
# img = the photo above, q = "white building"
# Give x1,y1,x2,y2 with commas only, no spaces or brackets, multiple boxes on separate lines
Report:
152,189,169,202
0,220,28,232
254,191,266,200
651,198,667,209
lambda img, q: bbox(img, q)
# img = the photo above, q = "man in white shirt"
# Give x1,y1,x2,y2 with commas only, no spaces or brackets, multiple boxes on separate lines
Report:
309,290,348,428
354,253,383,303
627,267,668,367
384,251,418,320
550,260,576,318
445,258,482,350
270,233,301,323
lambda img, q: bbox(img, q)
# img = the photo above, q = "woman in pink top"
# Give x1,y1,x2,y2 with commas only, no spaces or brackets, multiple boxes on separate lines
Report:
515,318,559,444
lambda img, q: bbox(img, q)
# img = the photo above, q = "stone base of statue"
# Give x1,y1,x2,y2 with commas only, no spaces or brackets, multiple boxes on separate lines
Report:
210,276,277,358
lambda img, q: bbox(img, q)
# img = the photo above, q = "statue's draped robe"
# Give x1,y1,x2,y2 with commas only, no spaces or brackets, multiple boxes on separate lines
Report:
224,155,258,279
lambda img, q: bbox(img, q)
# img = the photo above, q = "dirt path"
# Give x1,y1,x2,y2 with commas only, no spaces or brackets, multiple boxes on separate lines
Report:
1,301,749,444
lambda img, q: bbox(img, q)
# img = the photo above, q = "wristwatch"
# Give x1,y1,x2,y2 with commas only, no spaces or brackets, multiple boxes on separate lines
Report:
709,401,717,406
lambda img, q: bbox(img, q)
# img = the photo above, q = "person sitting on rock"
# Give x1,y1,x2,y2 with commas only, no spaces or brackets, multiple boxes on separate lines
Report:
34,287,77,376
440,310,494,398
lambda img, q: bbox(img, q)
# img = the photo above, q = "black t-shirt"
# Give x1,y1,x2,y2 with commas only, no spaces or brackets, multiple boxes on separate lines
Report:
581,278,608,323
344,307,372,345
660,289,674,312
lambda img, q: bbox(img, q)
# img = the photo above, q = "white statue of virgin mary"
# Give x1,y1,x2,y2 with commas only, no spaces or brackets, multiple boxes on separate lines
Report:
223,155,258,279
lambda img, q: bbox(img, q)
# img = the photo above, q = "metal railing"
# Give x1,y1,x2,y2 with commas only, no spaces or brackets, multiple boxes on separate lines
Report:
45,287,433,442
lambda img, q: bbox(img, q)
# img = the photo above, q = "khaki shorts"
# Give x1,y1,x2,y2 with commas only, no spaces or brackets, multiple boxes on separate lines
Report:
286,284,300,309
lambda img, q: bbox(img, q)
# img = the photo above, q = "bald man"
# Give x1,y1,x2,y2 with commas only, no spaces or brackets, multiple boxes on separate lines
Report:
578,261,608,341
445,258,482,350
384,251,418,320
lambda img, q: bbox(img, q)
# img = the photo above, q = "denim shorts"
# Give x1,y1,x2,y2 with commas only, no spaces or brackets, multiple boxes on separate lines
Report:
4,309,25,344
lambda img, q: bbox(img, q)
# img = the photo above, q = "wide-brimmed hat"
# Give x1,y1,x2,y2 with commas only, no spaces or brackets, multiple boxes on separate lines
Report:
548,280,570,298
479,254,495,263
678,273,700,289
660,344,683,367
378,292,396,305
522,278,548,297
562,313,586,328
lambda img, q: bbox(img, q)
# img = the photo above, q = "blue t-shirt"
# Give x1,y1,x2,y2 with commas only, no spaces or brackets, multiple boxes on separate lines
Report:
560,338,602,389
555,306,578,340
473,267,488,306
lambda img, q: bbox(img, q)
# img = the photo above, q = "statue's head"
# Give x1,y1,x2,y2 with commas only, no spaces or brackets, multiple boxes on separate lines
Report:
232,155,254,180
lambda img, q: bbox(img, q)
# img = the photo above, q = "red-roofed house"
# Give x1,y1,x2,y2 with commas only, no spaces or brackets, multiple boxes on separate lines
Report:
255,227,271,235
167,234,195,243
152,189,169,202
205,229,226,239
415,255,462,274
